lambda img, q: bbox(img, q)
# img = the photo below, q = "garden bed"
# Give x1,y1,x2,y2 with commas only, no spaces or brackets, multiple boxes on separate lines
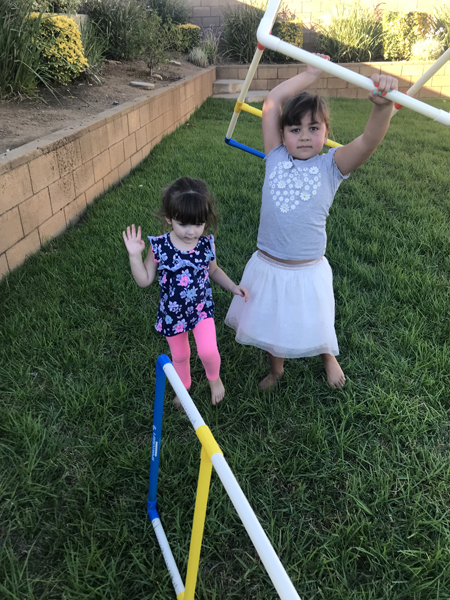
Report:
0,57,204,155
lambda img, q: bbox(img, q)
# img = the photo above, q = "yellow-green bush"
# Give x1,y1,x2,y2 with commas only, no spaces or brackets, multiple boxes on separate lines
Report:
30,13,88,84
382,11,432,60
178,23,200,53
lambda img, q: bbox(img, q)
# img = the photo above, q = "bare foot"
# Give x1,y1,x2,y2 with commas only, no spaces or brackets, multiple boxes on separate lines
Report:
321,354,346,388
209,377,225,405
258,369,284,391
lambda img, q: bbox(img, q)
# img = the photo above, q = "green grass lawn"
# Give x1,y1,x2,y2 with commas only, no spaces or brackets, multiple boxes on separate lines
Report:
1,96,450,600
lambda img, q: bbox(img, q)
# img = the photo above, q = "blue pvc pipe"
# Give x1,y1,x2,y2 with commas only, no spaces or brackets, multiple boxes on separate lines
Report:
225,137,265,159
148,354,171,505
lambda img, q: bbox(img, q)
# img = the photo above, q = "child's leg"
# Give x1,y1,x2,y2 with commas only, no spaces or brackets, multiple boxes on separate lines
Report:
258,353,285,391
320,354,345,388
166,332,191,390
192,318,225,405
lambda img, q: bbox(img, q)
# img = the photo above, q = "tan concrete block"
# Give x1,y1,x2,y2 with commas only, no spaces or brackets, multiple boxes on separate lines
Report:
73,161,95,196
0,253,9,279
85,179,105,206
130,150,143,170
135,126,148,151
379,63,403,76
79,127,108,163
0,207,23,254
316,77,328,89
179,84,187,103
118,159,132,181
192,6,210,16
210,8,222,17
203,0,218,5
103,168,119,191
430,75,450,87
19,188,52,235
217,67,238,79
0,164,33,214
267,80,279,91
359,65,381,77
93,149,111,183
440,87,450,98
39,210,66,244
250,79,268,91
109,141,125,170
112,115,129,144
124,134,137,160
402,64,425,76
65,193,87,224
29,151,60,194
128,109,141,134
142,141,152,157
148,116,165,141
337,88,358,98
238,68,250,80
277,66,298,79
357,88,369,99
48,173,76,213
327,78,347,89
150,96,165,119
322,88,337,97
139,104,152,127
56,140,82,177
6,229,40,271
418,87,441,98
190,0,201,6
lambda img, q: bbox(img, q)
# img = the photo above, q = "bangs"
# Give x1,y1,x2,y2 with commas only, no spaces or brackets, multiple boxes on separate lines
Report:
170,192,209,225
282,93,330,129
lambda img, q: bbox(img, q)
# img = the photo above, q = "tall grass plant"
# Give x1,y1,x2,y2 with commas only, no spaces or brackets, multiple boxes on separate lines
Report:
316,2,383,62
0,1,46,99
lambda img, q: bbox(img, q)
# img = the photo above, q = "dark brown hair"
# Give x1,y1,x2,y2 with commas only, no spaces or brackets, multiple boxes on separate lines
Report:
281,92,330,131
160,177,218,232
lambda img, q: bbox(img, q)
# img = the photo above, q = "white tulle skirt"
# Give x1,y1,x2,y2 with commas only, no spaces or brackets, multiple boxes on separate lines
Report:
225,251,339,359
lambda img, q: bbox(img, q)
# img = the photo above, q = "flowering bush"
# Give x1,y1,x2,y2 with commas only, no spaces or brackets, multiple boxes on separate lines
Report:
178,23,200,53
410,30,445,61
199,25,221,64
30,13,88,83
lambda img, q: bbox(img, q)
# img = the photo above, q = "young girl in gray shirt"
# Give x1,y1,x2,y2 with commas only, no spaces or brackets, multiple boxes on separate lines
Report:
226,57,398,389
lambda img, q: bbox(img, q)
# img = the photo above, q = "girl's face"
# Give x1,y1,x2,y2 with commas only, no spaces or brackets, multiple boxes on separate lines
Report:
166,218,206,248
281,111,329,160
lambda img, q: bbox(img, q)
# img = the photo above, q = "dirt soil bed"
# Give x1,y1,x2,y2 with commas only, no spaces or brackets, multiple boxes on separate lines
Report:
0,58,205,156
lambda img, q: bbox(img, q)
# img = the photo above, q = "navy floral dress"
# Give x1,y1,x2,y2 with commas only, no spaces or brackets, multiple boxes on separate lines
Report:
149,232,216,337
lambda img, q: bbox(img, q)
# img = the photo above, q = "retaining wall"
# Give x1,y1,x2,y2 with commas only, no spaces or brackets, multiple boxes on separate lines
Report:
217,61,450,98
0,67,216,281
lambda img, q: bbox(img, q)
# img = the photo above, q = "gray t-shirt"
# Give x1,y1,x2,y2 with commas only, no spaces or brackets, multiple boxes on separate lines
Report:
257,144,349,260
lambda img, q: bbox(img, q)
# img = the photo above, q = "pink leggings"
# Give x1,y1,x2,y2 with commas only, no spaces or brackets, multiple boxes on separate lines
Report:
166,318,221,389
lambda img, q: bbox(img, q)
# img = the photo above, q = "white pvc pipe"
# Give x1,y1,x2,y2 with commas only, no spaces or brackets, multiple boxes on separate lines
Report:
162,362,205,430
226,46,265,139
391,46,450,116
212,453,302,600
257,1,450,126
151,517,185,597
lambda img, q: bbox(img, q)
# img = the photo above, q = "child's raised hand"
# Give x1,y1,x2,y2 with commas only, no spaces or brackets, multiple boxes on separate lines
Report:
234,285,250,303
369,74,398,105
306,54,330,77
122,224,145,256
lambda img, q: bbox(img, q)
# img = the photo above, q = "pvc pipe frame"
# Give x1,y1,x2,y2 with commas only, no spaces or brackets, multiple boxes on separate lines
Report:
149,355,302,600
391,46,450,117
257,0,450,126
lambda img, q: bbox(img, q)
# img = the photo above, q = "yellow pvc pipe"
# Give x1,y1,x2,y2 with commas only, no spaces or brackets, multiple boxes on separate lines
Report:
183,446,213,600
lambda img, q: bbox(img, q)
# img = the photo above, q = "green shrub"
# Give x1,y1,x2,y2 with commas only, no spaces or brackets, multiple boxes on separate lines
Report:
188,46,208,67
222,2,302,64
144,0,189,24
144,11,170,74
316,2,383,63
0,0,45,98
178,23,200,53
382,11,432,61
433,4,450,50
30,13,88,83
410,33,444,61
162,17,182,51
85,0,148,60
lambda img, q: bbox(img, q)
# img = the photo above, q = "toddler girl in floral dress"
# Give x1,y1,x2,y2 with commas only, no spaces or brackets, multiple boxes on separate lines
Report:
123,177,249,405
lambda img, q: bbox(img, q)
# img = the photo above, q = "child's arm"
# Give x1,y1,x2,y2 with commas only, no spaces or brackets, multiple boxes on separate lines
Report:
122,224,157,288
334,74,398,177
262,56,329,155
209,247,249,302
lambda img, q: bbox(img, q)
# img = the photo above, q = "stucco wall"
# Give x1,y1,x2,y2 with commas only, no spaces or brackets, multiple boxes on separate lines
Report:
0,67,216,280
